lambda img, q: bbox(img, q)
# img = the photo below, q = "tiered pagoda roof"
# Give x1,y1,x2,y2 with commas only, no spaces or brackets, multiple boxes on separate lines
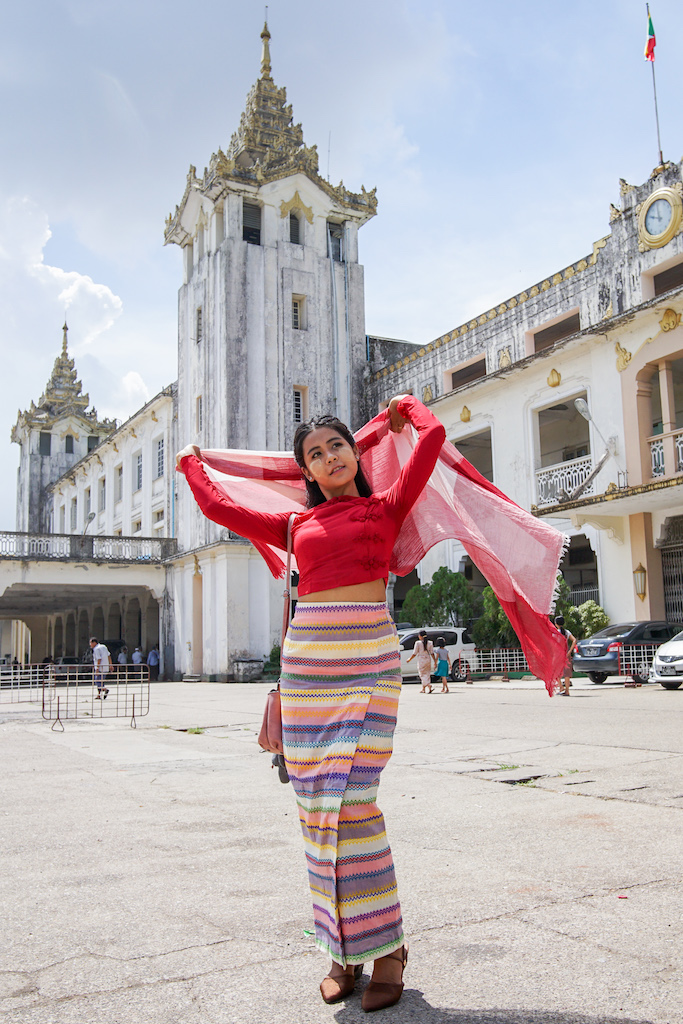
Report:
165,22,377,246
11,324,116,439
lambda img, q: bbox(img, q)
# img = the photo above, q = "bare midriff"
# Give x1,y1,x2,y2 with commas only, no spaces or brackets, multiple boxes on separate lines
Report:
298,579,387,604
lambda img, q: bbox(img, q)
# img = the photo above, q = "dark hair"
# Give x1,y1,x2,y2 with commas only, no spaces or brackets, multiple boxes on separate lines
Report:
293,415,373,508
554,614,567,636
418,629,427,638
437,637,445,646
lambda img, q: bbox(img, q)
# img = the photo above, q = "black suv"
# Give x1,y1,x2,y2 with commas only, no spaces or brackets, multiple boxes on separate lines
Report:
572,620,682,683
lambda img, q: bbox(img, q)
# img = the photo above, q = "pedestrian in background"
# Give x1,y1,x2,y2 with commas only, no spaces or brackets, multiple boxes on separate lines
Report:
147,645,160,681
554,615,576,695
89,638,111,699
406,629,436,693
433,638,451,693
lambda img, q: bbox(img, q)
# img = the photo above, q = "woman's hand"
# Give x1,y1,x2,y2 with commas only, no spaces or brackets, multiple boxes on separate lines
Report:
176,444,201,469
387,395,410,433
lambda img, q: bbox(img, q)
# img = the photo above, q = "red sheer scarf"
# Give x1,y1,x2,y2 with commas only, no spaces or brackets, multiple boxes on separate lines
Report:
198,409,567,693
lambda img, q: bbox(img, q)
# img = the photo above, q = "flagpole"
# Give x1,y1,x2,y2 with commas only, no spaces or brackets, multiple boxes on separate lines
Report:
646,3,664,166
650,60,664,166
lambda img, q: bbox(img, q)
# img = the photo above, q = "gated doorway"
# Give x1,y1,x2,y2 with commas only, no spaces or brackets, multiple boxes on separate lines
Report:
659,516,683,622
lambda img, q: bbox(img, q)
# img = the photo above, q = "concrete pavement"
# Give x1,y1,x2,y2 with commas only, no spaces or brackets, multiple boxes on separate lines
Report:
1,677,681,1023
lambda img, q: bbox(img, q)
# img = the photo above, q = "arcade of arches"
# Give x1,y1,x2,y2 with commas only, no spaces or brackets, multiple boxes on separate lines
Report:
44,593,160,661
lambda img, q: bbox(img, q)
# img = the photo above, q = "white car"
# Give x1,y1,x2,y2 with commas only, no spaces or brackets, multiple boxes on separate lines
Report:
397,627,476,682
650,630,683,689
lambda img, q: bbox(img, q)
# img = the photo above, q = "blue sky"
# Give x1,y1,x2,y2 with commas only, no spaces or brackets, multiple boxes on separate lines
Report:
1,0,681,528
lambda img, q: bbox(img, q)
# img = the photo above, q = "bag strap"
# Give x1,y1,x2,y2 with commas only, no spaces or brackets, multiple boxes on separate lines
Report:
281,513,297,649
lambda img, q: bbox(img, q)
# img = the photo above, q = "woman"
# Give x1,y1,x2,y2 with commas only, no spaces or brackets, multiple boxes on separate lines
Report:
177,394,445,1011
406,629,436,692
554,615,576,696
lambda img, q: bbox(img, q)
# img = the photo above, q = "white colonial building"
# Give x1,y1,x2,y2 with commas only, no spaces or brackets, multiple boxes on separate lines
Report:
369,162,683,625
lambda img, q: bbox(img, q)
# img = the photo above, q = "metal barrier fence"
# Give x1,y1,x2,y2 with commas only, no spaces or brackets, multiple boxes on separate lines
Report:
41,665,150,730
0,664,46,703
0,664,151,727
617,643,659,683
455,648,530,680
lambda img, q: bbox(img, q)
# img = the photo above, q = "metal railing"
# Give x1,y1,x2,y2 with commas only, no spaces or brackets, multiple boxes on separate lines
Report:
0,664,45,703
41,665,150,729
455,648,530,680
535,455,594,506
617,643,659,683
569,585,600,606
0,532,176,562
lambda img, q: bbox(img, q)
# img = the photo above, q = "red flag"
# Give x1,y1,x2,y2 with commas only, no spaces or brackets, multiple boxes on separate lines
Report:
644,7,656,62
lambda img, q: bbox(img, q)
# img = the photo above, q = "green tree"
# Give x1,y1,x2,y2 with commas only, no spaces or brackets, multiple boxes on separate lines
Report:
577,600,609,638
472,586,520,648
400,567,479,627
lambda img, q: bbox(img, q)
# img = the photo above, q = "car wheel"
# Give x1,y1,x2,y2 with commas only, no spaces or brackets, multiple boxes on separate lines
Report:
587,672,608,684
451,663,468,682
660,680,682,690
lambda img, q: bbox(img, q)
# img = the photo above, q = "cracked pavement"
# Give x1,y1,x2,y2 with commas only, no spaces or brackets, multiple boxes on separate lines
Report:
0,678,681,1023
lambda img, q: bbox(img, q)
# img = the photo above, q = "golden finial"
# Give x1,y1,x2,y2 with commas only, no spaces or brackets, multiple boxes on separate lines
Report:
62,321,68,356
260,16,272,77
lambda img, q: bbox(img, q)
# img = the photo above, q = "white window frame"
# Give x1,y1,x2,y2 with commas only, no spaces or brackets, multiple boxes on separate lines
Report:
156,438,165,479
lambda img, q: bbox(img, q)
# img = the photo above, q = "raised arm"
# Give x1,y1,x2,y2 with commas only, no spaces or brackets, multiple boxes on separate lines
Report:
178,451,290,551
382,395,446,518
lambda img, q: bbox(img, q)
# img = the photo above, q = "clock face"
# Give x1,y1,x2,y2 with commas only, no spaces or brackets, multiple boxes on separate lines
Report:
644,197,673,236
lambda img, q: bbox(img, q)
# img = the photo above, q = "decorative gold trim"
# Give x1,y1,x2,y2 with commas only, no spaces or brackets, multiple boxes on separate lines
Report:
615,341,632,372
422,384,433,403
660,308,682,332
637,185,683,251
547,369,561,388
460,406,471,423
279,190,314,224
498,347,512,370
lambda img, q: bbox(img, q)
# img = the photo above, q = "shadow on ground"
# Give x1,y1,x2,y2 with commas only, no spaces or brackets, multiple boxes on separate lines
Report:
335,991,654,1024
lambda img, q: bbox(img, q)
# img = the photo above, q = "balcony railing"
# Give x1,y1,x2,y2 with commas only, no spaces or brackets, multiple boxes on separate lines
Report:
650,437,665,477
535,455,594,507
648,429,683,478
0,532,177,563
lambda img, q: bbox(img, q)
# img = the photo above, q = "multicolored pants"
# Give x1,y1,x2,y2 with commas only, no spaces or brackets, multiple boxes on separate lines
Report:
280,601,404,966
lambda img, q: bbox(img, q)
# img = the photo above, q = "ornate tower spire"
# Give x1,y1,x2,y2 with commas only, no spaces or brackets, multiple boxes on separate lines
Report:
62,320,68,356
260,20,272,79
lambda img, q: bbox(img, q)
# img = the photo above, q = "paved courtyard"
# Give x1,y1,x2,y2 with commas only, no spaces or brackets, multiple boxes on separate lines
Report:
1,677,681,1023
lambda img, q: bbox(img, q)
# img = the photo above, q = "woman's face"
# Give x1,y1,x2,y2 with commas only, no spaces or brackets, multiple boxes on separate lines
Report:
301,426,360,500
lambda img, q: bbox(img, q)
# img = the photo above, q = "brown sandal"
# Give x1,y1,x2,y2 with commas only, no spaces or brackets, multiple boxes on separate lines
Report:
361,945,408,1013
320,963,363,1004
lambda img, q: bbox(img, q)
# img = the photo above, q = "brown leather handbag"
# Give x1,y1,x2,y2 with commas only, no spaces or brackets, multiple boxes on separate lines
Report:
258,514,296,768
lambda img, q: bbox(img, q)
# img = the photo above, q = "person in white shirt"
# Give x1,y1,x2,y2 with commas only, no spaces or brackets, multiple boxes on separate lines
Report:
132,647,143,664
89,637,112,699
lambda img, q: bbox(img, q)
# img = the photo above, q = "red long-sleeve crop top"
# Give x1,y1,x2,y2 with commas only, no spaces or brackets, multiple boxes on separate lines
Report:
179,396,446,594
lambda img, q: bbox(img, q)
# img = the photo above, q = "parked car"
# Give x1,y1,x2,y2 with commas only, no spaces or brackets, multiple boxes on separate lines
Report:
649,629,683,689
398,627,476,682
53,656,91,681
572,621,683,683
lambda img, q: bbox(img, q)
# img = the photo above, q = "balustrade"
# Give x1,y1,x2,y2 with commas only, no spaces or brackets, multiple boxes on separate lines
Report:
535,455,594,506
0,531,176,562
650,437,665,477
